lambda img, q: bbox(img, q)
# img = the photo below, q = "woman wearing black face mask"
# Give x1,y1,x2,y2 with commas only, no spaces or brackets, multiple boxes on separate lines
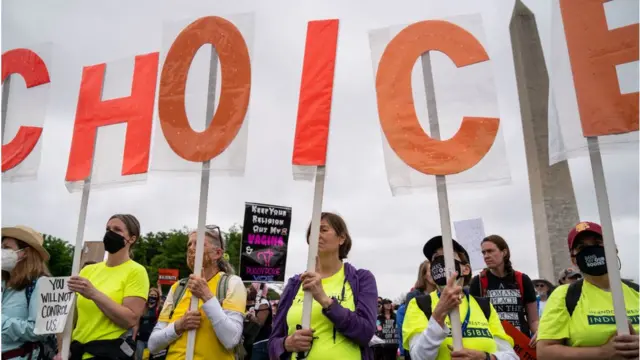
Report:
537,221,639,359
133,287,163,360
62,214,150,360
402,236,518,360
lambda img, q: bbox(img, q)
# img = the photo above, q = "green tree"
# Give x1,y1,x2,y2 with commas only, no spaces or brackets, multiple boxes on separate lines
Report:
223,224,243,274
42,234,74,277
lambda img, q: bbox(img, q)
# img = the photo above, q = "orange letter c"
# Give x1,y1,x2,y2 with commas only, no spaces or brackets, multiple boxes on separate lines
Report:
376,21,499,176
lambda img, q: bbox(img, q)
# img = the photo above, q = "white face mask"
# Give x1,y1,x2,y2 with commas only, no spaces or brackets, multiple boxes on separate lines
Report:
2,248,21,272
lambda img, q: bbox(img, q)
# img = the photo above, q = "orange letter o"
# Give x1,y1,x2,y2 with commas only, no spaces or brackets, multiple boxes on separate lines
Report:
159,16,251,162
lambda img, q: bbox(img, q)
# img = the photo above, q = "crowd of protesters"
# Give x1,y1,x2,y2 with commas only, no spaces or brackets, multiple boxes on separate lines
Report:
2,213,638,360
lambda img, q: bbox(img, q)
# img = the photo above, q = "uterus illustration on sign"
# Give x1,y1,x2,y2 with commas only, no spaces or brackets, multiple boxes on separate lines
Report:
257,249,275,267
244,245,279,267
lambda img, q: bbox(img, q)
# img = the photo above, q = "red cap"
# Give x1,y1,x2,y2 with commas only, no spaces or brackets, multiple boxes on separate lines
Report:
567,221,603,249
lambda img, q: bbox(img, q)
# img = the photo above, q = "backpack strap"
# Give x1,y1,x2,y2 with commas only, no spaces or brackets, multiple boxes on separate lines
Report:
473,296,492,321
480,270,489,297
415,294,433,320
168,278,189,320
622,279,640,293
25,279,37,308
514,271,524,299
415,294,492,323
216,273,230,305
565,278,584,317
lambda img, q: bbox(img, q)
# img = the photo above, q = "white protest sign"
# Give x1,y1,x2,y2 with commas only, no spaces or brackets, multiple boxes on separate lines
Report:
34,277,75,334
453,218,486,272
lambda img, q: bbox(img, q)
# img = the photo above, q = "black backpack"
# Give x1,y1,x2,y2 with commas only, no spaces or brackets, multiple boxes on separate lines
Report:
414,293,492,322
25,279,59,360
565,279,639,317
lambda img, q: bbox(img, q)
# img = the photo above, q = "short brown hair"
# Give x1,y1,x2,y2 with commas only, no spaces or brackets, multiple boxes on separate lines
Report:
109,214,141,241
110,214,141,258
306,212,352,260
6,240,51,291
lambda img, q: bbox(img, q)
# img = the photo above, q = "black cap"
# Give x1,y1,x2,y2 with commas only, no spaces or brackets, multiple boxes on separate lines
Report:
423,235,470,263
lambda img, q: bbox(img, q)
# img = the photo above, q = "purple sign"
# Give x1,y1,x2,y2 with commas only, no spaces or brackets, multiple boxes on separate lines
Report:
240,202,292,282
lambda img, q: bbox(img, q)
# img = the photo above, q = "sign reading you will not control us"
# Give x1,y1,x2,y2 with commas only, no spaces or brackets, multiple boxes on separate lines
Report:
34,277,76,334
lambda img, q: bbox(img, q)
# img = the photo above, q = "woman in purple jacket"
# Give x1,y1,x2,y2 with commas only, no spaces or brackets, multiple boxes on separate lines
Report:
268,212,378,360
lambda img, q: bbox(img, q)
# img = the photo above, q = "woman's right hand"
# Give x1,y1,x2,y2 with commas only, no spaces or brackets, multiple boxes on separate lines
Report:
432,272,462,327
284,328,315,353
174,310,201,335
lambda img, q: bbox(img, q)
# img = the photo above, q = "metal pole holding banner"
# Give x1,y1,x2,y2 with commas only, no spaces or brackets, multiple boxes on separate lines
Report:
587,136,629,335
185,47,218,360
301,166,326,329
2,77,11,135
421,53,463,349
61,178,91,360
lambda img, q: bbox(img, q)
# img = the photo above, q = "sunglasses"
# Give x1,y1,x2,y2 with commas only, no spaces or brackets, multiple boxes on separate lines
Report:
534,283,546,288
204,224,224,251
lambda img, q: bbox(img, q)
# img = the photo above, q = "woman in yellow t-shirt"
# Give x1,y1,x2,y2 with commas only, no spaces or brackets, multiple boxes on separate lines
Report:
268,212,378,360
64,214,150,359
537,221,639,359
147,225,246,360
402,236,517,360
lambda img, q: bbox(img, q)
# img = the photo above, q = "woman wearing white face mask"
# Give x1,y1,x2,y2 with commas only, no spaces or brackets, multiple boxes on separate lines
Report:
1,225,53,360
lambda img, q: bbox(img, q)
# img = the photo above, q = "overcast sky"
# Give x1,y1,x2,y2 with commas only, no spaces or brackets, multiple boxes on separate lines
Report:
2,0,638,300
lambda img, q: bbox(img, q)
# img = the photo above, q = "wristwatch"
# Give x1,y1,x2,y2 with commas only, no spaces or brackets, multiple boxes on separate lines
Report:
484,352,491,360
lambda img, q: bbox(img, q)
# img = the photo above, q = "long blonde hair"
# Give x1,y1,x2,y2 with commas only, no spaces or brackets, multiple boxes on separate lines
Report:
414,260,436,293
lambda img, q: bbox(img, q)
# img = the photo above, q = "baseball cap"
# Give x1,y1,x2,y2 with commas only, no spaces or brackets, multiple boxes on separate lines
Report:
423,235,470,263
558,268,582,283
567,221,603,250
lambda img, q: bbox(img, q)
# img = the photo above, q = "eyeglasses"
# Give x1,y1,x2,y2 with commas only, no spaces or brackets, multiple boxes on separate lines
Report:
534,283,546,288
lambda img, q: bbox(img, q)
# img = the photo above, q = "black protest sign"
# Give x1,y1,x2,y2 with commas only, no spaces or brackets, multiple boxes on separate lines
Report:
240,202,292,282
376,315,398,345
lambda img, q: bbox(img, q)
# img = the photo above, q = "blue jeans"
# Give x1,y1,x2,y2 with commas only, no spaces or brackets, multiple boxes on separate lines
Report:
135,340,147,360
251,340,269,360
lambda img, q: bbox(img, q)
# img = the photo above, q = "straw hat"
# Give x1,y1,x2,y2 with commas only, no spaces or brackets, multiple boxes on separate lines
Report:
1,225,50,261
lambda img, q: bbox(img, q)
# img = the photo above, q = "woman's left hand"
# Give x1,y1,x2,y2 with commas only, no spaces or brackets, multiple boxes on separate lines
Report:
449,346,488,360
68,276,97,300
300,271,332,308
187,274,213,302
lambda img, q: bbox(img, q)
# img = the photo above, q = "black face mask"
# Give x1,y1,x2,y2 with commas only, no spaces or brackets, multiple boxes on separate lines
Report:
430,255,463,287
148,297,157,305
576,245,607,276
103,230,126,254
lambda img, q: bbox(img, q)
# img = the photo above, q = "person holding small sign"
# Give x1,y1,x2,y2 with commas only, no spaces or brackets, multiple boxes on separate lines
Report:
536,221,639,359
268,212,378,360
147,225,246,360
1,225,55,360
64,214,150,360
402,236,518,360
373,299,398,360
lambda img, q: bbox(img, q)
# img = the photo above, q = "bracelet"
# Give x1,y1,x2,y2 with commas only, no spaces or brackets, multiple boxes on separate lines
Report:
484,352,491,360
